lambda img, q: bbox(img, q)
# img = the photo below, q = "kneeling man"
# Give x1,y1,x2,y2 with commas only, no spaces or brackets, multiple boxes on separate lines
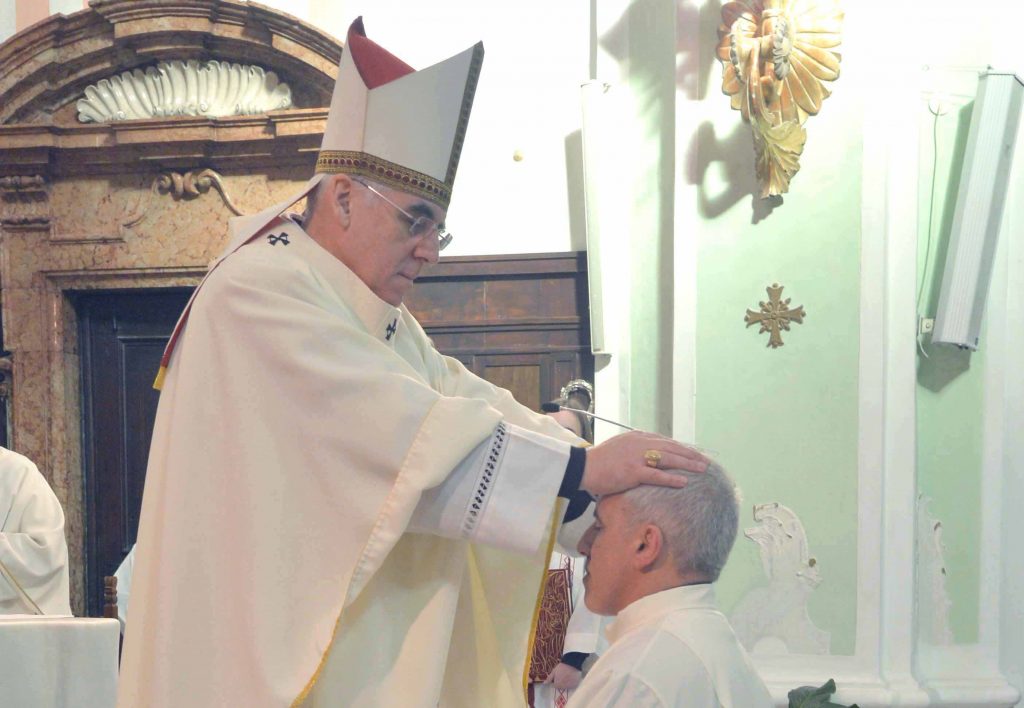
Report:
569,463,772,707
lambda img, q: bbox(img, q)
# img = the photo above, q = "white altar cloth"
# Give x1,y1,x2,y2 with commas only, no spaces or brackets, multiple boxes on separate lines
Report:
0,615,119,707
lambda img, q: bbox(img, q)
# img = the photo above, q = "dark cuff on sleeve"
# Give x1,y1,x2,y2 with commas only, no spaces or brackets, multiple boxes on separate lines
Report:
561,652,588,671
559,446,593,524
558,446,586,498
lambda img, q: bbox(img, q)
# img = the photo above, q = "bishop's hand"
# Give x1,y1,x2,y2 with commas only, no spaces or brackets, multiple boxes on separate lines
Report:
580,431,708,497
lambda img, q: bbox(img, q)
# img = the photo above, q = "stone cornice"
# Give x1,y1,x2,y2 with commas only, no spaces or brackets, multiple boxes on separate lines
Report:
0,0,341,125
0,108,327,175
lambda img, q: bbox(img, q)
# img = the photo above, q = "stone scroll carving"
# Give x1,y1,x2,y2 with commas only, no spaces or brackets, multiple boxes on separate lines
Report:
730,502,831,655
77,60,293,123
121,169,244,231
154,169,243,216
717,0,844,198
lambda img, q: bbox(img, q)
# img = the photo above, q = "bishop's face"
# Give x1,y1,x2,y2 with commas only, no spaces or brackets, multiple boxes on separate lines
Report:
577,493,638,616
343,180,445,306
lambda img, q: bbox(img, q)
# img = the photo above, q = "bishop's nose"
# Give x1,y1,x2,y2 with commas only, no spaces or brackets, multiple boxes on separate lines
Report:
413,231,440,264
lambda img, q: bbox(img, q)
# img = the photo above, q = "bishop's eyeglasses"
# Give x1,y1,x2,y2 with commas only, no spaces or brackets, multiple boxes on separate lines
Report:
352,177,453,251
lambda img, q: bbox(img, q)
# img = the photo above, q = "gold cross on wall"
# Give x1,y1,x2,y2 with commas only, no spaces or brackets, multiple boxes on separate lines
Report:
744,283,806,348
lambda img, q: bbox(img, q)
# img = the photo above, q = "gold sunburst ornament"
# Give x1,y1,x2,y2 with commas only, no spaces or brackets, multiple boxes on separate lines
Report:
717,0,844,198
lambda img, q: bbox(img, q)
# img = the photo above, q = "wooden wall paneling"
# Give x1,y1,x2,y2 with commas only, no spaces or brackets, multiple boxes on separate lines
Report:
405,252,592,413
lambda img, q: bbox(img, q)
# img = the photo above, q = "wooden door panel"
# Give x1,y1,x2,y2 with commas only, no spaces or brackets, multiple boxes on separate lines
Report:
481,362,543,413
77,289,192,616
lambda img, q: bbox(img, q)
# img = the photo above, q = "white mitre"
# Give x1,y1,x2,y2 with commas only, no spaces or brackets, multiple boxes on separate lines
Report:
154,19,483,389
223,17,484,254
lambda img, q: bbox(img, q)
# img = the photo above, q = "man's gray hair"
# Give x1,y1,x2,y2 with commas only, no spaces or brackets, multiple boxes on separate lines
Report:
621,462,739,582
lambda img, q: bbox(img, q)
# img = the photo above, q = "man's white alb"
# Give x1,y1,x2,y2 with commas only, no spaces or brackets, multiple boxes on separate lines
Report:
567,584,773,708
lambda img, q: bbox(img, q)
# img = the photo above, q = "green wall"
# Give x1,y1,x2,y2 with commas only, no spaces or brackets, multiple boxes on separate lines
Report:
915,99,984,644
693,91,864,654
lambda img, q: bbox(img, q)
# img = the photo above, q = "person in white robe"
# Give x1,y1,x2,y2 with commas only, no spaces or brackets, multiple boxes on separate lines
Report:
113,543,134,632
568,463,773,708
117,18,708,708
0,446,71,616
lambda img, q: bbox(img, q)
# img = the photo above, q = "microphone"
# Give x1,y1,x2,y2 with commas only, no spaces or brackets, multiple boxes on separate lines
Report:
541,402,636,431
543,403,717,455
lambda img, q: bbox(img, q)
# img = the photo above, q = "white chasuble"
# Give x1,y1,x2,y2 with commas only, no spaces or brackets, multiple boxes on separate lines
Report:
117,218,583,708
0,447,72,616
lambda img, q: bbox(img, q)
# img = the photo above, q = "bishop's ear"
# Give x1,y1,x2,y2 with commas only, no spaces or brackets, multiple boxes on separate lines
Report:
328,174,354,227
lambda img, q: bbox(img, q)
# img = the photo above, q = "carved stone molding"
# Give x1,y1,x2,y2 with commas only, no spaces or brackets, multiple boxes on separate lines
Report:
0,175,51,228
0,0,339,126
77,60,293,123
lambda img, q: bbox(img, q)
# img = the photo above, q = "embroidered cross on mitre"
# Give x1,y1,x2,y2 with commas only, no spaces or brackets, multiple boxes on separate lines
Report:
267,232,290,246
385,319,398,341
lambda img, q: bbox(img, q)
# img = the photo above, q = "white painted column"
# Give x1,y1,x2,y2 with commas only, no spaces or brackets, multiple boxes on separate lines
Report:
875,82,931,706
671,0,699,447
589,0,635,441
992,12,1024,699
996,115,1024,698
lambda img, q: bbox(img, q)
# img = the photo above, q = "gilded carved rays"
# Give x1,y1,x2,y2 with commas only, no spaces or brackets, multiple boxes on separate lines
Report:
717,0,844,198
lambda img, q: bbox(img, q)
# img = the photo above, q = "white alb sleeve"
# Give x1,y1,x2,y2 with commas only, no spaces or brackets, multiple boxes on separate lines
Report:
408,421,570,555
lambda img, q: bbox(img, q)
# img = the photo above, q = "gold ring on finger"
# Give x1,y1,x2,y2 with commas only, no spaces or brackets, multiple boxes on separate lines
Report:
644,449,662,468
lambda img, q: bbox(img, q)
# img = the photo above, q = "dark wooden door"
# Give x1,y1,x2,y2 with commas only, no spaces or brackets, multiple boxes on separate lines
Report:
77,289,192,616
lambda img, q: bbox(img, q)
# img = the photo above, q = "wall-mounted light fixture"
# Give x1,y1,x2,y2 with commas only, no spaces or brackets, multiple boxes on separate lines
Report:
933,71,1023,350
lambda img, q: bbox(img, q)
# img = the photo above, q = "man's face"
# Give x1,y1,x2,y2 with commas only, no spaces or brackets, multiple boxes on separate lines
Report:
341,180,445,306
577,493,639,616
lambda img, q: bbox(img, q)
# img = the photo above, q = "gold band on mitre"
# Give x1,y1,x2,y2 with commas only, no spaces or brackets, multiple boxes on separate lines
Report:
316,150,453,210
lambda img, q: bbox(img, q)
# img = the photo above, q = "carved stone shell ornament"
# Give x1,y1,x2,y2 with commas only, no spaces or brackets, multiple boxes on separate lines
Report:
717,0,843,198
76,60,293,123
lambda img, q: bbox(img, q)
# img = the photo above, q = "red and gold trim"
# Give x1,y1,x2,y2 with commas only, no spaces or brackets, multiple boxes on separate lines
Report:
316,150,452,209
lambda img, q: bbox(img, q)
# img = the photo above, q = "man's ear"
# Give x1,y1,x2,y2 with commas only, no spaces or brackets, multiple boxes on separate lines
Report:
633,524,664,572
328,174,354,228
